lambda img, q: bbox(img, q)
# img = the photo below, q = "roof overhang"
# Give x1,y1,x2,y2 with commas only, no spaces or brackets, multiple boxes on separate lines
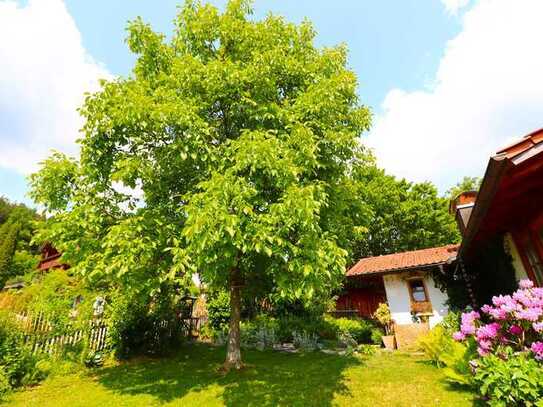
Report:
459,128,543,258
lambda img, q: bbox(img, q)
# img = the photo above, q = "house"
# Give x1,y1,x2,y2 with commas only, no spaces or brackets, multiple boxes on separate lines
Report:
339,127,543,347
452,128,543,290
37,243,69,272
337,245,456,329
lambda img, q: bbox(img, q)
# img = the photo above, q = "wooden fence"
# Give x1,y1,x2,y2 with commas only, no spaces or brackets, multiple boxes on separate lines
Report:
14,312,204,355
15,312,109,355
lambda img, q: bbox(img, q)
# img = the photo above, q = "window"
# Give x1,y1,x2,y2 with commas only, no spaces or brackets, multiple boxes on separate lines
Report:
524,241,543,286
408,279,428,302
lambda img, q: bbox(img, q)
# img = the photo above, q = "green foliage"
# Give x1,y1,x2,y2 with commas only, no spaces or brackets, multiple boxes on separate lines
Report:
474,350,543,406
370,328,384,346
0,311,49,393
0,198,41,289
29,0,371,320
292,330,320,351
8,270,95,334
325,317,378,344
206,291,231,331
373,302,393,334
418,320,476,386
0,367,9,399
240,317,279,350
7,250,39,283
350,164,459,261
0,222,19,287
28,152,79,214
107,289,184,359
439,340,476,386
356,344,377,356
446,176,481,200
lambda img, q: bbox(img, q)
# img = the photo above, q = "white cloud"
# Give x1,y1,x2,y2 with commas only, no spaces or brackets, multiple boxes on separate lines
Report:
367,0,543,192
0,0,110,174
441,0,471,15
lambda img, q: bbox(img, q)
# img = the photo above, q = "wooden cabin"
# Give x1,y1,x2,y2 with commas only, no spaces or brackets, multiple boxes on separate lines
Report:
337,245,456,328
37,243,69,272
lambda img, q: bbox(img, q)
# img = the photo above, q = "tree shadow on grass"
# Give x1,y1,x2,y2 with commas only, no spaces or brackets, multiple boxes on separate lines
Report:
97,343,362,406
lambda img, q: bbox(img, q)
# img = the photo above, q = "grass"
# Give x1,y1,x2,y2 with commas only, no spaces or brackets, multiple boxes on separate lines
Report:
5,344,474,406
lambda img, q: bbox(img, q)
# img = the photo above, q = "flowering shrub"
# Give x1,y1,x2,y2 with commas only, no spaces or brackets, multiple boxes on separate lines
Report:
453,280,543,404
453,279,543,359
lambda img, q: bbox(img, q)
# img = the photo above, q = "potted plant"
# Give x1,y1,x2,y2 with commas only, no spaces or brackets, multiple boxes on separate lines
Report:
374,303,395,350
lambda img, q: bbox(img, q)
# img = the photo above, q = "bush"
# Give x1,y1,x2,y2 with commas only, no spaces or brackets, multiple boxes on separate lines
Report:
0,311,49,391
206,291,230,332
370,328,384,345
474,350,543,406
0,367,9,399
418,321,476,386
107,289,184,359
324,317,379,344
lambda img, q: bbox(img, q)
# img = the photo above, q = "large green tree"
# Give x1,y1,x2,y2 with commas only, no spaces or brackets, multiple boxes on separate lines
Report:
30,0,371,369
349,161,460,260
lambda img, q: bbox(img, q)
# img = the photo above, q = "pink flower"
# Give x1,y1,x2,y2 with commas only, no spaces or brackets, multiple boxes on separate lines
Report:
477,347,490,357
481,304,493,314
530,341,543,361
476,323,500,340
500,298,520,313
509,325,523,336
532,288,543,299
460,311,480,335
519,279,534,289
516,307,543,322
488,307,508,320
492,295,512,307
533,322,543,333
452,331,466,341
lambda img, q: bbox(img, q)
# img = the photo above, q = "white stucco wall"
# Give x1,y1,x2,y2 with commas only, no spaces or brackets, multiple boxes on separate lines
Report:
383,272,449,328
504,233,529,283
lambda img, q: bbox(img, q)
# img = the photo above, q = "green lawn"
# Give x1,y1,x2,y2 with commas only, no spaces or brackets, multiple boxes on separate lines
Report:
6,344,473,406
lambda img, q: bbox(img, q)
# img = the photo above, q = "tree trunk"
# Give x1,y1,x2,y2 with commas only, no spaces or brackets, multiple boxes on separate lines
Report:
223,267,243,371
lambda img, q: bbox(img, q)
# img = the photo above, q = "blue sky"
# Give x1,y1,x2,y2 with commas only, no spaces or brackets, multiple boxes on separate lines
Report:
2,0,543,206
63,0,461,110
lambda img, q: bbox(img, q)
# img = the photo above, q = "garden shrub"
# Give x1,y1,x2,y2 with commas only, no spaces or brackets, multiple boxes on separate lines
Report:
418,313,476,385
0,367,9,399
324,316,380,344
206,291,231,332
474,349,543,406
450,280,543,404
0,311,50,392
240,318,279,350
370,328,384,345
108,289,184,359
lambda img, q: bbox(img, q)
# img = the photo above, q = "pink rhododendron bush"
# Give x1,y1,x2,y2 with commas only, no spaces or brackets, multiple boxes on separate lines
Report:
453,280,543,405
454,279,543,359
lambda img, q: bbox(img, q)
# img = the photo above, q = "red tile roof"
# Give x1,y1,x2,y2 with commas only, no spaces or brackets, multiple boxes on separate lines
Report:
495,128,543,159
347,244,459,276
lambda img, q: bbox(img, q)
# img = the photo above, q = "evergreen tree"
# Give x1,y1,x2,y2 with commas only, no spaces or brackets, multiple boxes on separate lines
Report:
0,222,20,288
